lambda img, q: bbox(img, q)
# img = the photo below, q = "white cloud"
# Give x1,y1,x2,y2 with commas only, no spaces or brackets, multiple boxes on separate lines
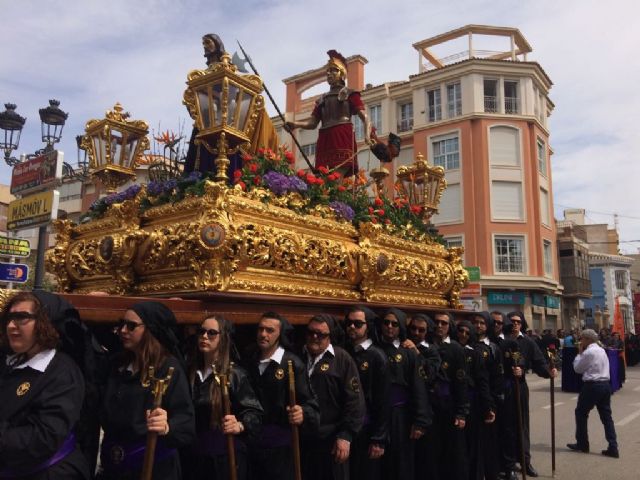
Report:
1,0,639,251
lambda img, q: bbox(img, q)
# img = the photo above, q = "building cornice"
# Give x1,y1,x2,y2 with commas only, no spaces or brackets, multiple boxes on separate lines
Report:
589,252,633,266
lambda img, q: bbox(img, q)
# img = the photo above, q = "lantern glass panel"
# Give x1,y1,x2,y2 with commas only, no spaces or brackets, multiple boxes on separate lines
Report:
197,88,211,129
93,134,107,168
2,128,21,152
110,129,124,166
212,83,223,126
227,83,239,127
126,137,139,168
237,91,251,132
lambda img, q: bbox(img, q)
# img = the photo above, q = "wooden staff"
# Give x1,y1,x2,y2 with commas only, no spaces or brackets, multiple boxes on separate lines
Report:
287,360,302,480
547,346,557,477
511,351,527,480
214,364,237,480
141,366,174,480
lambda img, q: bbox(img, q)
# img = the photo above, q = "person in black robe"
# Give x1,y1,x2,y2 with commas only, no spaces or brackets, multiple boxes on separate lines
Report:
245,312,319,480
98,301,195,480
403,313,441,480
500,312,557,479
454,319,495,480
183,314,262,480
431,311,470,480
0,291,90,479
301,314,365,480
343,306,391,480
471,311,504,480
375,308,431,480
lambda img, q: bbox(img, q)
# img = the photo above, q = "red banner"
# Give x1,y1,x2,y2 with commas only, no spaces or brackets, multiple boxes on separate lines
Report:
10,150,61,195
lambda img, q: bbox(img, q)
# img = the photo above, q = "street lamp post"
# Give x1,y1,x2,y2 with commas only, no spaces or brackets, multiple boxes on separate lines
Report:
0,100,68,290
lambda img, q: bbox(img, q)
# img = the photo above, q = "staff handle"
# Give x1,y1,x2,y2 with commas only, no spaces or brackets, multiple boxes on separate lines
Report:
547,348,557,477
217,366,238,480
141,366,174,480
288,360,303,480
512,352,527,480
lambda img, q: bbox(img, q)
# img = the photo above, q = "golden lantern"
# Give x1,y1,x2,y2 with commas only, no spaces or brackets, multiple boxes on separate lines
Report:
183,53,265,183
81,103,149,194
395,152,447,221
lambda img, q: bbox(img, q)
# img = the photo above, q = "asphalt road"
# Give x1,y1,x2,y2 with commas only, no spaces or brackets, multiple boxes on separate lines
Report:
526,364,640,479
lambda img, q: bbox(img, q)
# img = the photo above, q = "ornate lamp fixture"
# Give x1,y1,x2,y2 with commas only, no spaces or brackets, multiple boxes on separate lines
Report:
395,152,447,222
39,99,68,147
369,166,390,197
0,103,26,166
183,53,265,183
81,103,149,194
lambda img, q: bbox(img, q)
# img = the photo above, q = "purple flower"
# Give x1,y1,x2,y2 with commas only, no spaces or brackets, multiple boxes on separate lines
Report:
263,171,308,196
147,179,177,197
329,201,355,221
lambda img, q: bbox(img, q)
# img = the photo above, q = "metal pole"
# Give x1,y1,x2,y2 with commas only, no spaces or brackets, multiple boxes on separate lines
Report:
33,224,47,290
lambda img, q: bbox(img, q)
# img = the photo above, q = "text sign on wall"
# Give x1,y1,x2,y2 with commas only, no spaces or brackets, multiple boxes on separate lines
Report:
487,291,525,305
0,263,29,283
465,266,481,282
10,150,62,195
0,236,31,257
7,190,59,231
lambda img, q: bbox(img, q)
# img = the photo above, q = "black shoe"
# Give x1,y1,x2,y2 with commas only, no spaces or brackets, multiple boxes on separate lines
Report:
506,472,518,480
526,464,539,477
567,443,590,453
601,448,619,458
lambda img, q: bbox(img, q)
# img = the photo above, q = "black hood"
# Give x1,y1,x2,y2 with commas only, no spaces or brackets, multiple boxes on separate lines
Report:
504,311,527,335
380,307,408,341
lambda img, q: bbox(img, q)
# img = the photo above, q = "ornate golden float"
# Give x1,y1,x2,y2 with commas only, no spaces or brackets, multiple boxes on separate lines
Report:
45,49,467,310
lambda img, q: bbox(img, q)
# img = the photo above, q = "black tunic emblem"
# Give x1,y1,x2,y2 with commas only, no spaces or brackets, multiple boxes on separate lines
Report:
360,361,369,371
16,382,30,396
275,368,285,380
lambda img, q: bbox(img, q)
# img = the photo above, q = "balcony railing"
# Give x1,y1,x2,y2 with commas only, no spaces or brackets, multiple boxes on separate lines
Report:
398,118,413,132
505,96,519,114
447,101,462,117
484,96,498,113
428,105,441,122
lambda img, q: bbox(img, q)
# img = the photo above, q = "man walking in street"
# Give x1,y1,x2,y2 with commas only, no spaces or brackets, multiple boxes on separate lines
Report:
567,329,619,459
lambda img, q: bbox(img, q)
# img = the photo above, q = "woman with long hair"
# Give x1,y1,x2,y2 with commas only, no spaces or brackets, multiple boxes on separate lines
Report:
98,301,195,480
183,314,262,480
0,291,90,479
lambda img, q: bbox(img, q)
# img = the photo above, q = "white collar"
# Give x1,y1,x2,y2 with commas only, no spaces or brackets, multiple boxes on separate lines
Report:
196,364,213,382
420,340,429,348
7,349,56,372
357,338,373,350
260,346,285,364
443,336,451,344
465,344,474,350
499,333,505,339
305,343,335,359
392,339,401,348
482,337,490,345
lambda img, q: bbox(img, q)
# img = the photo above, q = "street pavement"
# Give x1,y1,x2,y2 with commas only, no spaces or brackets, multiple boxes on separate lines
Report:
526,363,640,479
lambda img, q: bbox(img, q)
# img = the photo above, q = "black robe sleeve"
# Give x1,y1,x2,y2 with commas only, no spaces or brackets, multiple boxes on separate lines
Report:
161,358,196,449
449,343,470,420
290,354,320,436
407,349,432,429
469,347,494,415
335,348,365,443
367,347,391,445
230,366,263,441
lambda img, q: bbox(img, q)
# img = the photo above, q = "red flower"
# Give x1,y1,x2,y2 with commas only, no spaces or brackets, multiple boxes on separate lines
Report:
368,207,374,214
374,197,384,207
316,178,325,186
249,163,258,173
285,151,295,164
385,219,391,224
257,148,265,156
327,172,340,182
253,175,261,185
410,205,423,215
338,186,347,192
238,181,246,191
375,209,385,216
306,173,317,184
297,169,306,178
318,166,329,175
242,153,253,162
371,218,378,224
233,170,242,180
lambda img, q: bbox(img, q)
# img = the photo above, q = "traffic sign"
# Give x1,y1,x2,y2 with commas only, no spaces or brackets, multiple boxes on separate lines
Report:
465,266,481,282
10,150,62,196
0,263,29,283
7,190,59,231
0,236,31,257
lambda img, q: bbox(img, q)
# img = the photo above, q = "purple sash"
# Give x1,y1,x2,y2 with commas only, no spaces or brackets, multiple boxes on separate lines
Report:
0,433,76,478
390,385,409,407
101,438,176,472
258,424,292,448
195,429,246,456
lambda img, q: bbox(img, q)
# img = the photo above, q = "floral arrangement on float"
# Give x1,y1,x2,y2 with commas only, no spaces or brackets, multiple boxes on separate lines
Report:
83,146,441,243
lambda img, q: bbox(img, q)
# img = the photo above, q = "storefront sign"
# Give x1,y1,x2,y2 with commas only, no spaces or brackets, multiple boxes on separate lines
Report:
0,263,29,283
7,190,59,231
0,236,31,257
532,293,545,307
465,266,481,282
545,295,561,309
460,298,483,311
10,150,62,195
488,291,525,305
460,283,481,298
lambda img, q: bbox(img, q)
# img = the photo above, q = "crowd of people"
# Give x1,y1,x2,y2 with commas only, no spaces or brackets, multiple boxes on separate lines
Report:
6,291,600,480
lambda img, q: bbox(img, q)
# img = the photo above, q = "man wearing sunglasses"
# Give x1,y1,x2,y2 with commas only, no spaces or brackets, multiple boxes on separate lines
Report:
343,306,390,480
501,311,557,478
246,312,320,480
302,314,365,480
431,311,470,480
491,311,505,338
374,308,430,480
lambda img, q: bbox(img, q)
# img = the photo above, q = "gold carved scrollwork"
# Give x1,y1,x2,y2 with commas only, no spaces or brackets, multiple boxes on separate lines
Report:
446,247,468,309
46,219,74,292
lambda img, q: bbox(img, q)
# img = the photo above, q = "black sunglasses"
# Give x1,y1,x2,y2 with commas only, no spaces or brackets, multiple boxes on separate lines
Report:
115,319,145,332
457,329,470,336
511,319,522,324
383,319,399,327
306,329,330,339
198,327,220,339
434,320,450,326
345,320,366,329
494,320,504,325
409,325,426,334
6,311,36,326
